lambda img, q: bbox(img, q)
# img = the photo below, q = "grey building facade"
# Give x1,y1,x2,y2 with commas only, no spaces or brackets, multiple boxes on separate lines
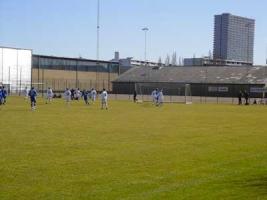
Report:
213,13,255,65
184,57,214,66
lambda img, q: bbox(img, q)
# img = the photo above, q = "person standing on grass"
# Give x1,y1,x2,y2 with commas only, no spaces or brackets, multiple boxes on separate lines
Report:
88,89,92,102
155,88,160,105
244,90,249,105
238,90,243,105
24,87,29,100
157,89,164,106
133,90,137,102
46,87,54,104
91,88,97,102
0,86,3,105
100,88,108,110
71,88,75,100
64,88,71,105
82,89,89,105
1,86,7,105
75,88,81,100
151,89,157,104
28,87,38,110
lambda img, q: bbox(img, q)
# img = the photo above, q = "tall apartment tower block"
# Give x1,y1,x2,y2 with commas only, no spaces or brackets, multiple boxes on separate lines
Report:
213,13,255,65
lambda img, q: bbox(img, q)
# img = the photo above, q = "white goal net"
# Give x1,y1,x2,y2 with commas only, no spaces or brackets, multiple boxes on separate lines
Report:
134,83,193,104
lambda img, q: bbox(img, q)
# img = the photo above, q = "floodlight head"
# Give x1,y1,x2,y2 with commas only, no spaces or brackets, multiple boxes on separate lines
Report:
142,27,149,31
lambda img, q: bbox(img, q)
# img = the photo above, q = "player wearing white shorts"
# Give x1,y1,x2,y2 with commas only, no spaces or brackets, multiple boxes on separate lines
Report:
46,87,54,104
152,89,158,104
157,89,164,106
91,88,97,102
75,88,81,100
64,88,71,105
24,87,30,100
151,90,156,103
100,88,108,110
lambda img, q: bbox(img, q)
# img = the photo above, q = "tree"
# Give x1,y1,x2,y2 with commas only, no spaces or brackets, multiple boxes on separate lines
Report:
165,54,170,66
179,56,182,66
171,52,177,66
158,57,162,66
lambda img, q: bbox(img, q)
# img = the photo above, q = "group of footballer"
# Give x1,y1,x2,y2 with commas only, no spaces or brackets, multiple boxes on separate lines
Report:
62,88,108,109
133,88,164,106
23,87,109,111
151,88,164,106
1,85,164,111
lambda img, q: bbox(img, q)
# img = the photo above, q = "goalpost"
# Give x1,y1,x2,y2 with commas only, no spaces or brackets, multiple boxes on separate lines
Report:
134,83,193,104
0,81,44,96
185,84,193,104
262,82,267,105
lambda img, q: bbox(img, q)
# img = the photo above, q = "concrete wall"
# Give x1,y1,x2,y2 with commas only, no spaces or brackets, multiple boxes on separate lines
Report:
113,82,265,98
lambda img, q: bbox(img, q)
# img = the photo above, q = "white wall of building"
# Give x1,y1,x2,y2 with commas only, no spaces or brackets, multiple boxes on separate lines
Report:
0,47,32,92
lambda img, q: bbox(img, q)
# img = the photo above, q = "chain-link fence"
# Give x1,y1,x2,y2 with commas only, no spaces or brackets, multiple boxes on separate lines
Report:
112,82,266,104
3,81,267,105
2,65,267,105
2,79,111,97
111,65,267,104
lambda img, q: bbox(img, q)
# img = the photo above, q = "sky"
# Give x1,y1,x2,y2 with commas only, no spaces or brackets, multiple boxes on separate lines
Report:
0,0,267,64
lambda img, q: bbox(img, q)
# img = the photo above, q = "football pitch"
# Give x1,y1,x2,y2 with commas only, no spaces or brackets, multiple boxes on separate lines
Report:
0,97,266,200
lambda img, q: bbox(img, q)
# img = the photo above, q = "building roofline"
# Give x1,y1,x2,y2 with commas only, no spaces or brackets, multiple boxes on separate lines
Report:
0,46,33,52
216,13,255,21
33,54,119,64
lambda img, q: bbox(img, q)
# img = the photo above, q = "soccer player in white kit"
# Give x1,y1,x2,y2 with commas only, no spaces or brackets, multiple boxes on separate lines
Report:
151,89,156,103
100,88,108,110
75,88,81,100
91,88,97,102
24,87,30,100
157,89,164,106
152,89,158,104
46,87,54,104
64,88,71,105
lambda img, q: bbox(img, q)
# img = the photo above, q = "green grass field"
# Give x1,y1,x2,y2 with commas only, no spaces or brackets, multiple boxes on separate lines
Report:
0,97,266,200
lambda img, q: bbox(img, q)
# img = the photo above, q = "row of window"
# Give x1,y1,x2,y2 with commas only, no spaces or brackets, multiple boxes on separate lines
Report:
32,57,119,73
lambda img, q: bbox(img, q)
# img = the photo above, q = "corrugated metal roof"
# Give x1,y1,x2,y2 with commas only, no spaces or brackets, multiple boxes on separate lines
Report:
114,66,267,84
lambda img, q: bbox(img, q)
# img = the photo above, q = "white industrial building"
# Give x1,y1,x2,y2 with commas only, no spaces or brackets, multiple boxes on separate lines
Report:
0,47,32,92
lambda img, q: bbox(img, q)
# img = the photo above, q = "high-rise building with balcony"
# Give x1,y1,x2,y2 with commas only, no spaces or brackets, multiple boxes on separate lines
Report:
213,13,255,65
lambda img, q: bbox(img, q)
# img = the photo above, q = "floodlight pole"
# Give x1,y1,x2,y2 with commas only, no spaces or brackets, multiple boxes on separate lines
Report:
96,0,100,90
142,27,149,64
97,0,100,61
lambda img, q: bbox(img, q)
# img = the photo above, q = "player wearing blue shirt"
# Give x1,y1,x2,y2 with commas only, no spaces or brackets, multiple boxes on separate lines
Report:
82,89,89,105
0,86,3,105
2,86,7,105
28,87,38,110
